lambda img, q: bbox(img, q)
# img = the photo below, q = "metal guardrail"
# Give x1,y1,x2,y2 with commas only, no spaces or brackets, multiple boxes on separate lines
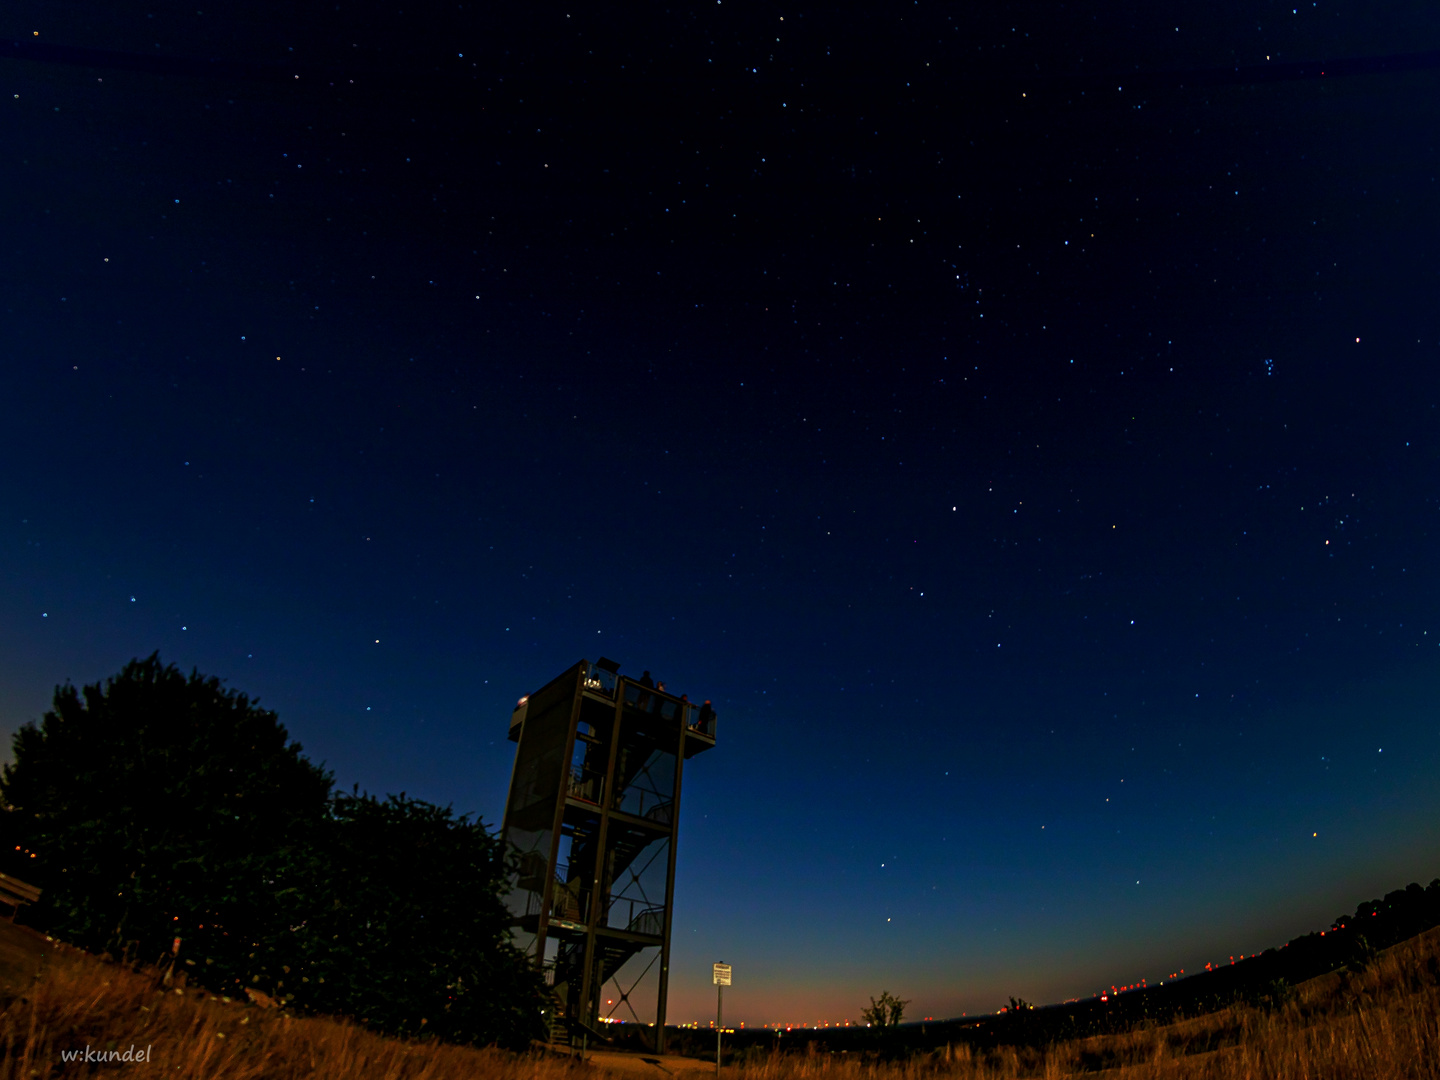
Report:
587,661,715,736
583,667,618,697
569,763,605,803
690,709,717,737
604,897,665,936
620,684,717,736
621,683,684,721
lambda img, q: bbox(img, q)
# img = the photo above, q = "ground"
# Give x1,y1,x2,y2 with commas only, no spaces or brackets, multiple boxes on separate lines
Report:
0,916,719,1075
579,1049,718,1077
0,916,52,1000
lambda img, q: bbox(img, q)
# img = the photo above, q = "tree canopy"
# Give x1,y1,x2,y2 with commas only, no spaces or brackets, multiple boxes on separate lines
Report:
0,654,546,1049
862,990,910,1029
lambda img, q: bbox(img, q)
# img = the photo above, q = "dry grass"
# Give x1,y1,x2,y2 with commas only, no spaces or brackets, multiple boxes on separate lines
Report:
0,938,589,1079
1,927,1437,1078
725,927,1440,1080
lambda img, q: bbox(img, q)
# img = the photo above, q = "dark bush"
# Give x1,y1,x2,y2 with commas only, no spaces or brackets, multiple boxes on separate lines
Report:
0,655,545,1049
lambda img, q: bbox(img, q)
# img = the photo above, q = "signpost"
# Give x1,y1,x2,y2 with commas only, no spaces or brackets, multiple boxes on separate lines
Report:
713,962,732,1076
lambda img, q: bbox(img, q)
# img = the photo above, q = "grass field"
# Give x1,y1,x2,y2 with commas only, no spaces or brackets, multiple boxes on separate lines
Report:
0,925,584,1080
0,922,1436,1078
730,927,1440,1080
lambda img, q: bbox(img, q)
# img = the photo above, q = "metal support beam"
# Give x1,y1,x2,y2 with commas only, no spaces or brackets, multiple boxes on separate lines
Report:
655,701,688,1053
500,660,715,1050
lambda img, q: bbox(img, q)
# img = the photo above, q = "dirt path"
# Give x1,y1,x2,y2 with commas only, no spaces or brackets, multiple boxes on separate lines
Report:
578,1049,719,1077
0,918,53,999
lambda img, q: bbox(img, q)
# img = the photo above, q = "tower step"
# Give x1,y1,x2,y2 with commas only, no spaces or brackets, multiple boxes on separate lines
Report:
549,1018,572,1048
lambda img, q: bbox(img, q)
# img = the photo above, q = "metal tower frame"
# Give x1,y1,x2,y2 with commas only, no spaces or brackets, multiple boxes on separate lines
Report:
499,659,716,1052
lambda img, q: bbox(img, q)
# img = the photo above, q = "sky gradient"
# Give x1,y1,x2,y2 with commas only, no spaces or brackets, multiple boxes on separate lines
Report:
3,0,1440,1027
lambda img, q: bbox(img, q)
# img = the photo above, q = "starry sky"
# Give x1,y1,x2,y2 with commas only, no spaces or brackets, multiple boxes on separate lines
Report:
3,0,1440,1028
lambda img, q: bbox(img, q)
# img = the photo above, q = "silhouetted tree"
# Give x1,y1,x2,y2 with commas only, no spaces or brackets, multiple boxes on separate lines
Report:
862,990,910,1028
260,788,548,1048
0,653,331,962
0,655,547,1049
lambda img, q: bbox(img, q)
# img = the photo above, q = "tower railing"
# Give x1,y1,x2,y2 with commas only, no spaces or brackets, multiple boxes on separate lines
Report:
582,667,618,697
621,683,687,721
617,683,716,736
604,896,666,937
568,762,605,804
614,787,673,822
690,709,717,737
550,883,591,923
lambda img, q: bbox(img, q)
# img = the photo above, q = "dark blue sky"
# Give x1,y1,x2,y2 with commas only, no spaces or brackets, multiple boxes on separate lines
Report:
3,0,1440,1025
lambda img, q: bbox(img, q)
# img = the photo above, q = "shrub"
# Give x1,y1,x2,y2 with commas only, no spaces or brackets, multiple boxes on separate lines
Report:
0,655,546,1049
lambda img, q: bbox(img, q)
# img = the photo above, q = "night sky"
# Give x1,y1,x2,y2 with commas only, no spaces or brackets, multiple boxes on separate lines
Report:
4,0,1440,1028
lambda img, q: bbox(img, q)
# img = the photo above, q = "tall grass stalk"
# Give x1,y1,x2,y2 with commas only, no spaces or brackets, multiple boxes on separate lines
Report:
0,940,586,1079
724,927,1440,1080
2,926,1437,1078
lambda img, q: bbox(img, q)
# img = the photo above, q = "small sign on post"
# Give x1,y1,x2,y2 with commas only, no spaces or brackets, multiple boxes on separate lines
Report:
713,962,731,1075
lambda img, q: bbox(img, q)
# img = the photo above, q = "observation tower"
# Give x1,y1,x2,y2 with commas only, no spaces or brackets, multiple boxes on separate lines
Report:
500,659,717,1052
